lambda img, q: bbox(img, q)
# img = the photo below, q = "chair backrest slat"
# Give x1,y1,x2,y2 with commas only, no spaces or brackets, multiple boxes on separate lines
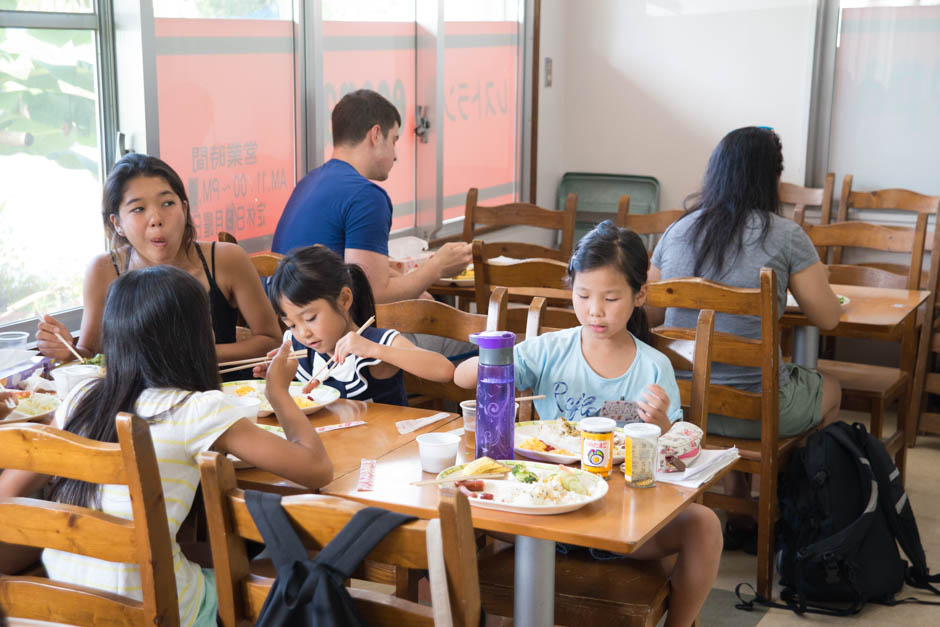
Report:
462,188,578,261
0,426,126,484
0,499,138,562
472,240,569,315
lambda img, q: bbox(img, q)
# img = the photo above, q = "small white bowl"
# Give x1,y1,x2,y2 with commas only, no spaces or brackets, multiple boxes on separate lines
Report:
416,432,461,473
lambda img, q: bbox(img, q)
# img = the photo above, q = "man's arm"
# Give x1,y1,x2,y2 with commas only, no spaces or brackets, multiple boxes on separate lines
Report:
346,242,472,304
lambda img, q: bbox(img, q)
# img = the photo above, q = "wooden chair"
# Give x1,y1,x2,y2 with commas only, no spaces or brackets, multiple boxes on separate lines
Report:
909,225,940,444
831,176,940,279
471,239,571,336
249,251,283,279
794,210,928,444
615,194,684,255
646,269,793,600
476,309,716,626
218,231,238,244
0,414,178,626
462,187,578,262
198,451,482,627
375,287,508,408
780,174,835,260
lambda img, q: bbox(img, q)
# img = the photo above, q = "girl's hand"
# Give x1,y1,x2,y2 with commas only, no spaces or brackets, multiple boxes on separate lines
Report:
637,383,671,433
36,314,77,362
332,332,379,366
263,341,298,402
252,346,280,379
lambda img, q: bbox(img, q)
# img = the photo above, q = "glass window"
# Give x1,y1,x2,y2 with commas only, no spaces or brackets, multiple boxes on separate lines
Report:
827,1,940,195
1,0,92,12
152,4,297,252
321,0,417,233
0,26,103,327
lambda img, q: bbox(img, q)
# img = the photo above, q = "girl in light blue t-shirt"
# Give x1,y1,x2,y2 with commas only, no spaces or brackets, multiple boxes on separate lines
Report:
454,220,722,626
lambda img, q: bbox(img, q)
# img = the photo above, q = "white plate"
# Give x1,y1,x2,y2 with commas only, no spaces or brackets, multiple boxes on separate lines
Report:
3,392,60,423
437,460,608,515
513,420,626,465
222,380,340,417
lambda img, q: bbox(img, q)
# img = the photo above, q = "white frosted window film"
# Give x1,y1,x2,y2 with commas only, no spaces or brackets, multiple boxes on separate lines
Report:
827,4,940,196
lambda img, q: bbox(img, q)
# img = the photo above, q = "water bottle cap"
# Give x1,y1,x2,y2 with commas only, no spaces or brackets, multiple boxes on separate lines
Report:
469,331,515,349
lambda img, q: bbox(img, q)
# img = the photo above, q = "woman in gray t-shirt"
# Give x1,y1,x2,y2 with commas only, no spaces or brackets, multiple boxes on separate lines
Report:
648,127,842,541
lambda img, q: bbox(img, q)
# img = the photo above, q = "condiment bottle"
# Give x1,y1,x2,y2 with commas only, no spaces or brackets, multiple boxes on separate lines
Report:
580,416,616,479
469,331,515,460
623,423,661,488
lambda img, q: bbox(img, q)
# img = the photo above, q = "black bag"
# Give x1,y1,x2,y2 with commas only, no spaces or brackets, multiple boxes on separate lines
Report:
244,489,416,627
736,421,940,616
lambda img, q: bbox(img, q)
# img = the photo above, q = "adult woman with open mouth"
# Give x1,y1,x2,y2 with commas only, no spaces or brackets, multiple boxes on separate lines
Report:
36,153,281,374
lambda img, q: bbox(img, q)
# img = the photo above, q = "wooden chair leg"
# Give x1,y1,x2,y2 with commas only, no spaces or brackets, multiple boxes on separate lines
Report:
895,439,908,487
870,399,884,440
756,468,777,600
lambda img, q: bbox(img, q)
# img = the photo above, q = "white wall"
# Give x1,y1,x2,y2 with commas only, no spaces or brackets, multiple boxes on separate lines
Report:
536,0,818,213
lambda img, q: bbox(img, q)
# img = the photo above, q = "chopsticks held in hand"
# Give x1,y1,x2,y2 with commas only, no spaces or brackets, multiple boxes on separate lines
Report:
54,332,86,364
218,349,307,375
304,315,375,393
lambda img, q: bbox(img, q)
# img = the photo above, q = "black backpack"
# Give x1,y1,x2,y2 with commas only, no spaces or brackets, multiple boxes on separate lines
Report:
244,489,416,627
736,421,940,616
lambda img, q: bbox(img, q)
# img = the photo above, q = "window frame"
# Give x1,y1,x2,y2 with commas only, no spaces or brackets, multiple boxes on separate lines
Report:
0,2,118,341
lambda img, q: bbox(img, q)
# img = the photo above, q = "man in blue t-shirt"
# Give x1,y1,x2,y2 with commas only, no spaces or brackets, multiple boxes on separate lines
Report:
272,89,471,303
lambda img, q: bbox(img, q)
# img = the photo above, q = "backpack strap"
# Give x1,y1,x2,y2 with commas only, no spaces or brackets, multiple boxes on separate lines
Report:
245,489,312,579
312,507,417,579
847,423,940,594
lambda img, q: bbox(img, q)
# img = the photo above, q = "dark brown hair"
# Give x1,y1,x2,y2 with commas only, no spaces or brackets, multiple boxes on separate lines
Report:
268,245,376,328
331,89,401,147
567,220,651,343
102,153,196,253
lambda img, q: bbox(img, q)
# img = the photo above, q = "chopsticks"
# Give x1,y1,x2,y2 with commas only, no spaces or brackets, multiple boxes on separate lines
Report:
304,315,375,392
410,472,507,486
463,394,545,408
54,332,86,364
218,349,307,372
219,350,307,375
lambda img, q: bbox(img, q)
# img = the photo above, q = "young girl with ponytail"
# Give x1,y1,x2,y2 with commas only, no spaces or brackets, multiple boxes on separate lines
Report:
260,245,454,405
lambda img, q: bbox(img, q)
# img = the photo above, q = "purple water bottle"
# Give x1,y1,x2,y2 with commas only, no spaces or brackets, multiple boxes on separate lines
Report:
469,331,515,460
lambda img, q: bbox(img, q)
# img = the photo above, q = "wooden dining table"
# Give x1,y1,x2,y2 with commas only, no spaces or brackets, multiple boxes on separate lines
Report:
235,399,461,494
782,283,929,448
321,429,733,627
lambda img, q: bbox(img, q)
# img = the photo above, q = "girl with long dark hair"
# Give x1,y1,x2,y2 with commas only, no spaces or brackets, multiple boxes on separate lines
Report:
649,127,842,549
35,153,282,368
257,245,455,405
0,266,332,626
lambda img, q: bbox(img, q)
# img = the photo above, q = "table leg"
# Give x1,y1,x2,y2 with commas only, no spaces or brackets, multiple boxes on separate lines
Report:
514,535,555,627
792,326,819,369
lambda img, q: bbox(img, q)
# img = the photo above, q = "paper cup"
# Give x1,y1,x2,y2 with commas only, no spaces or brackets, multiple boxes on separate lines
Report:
50,364,103,399
416,432,460,473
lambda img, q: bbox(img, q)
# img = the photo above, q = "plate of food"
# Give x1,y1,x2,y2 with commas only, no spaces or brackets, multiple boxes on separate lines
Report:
435,264,474,287
437,457,608,515
222,380,340,417
514,419,626,465
2,391,60,423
